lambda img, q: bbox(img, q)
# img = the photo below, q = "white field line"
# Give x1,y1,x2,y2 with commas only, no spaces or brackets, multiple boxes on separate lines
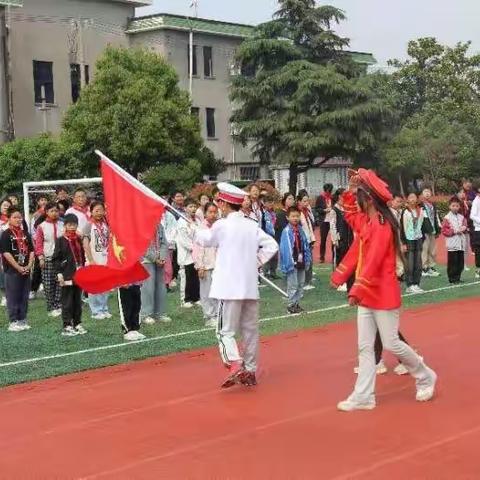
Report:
1,281,478,369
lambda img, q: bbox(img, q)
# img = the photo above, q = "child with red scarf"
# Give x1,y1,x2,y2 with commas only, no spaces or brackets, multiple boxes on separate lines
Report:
0,206,35,332
298,191,316,290
315,183,334,263
35,202,62,317
331,169,437,411
65,188,90,235
52,214,87,337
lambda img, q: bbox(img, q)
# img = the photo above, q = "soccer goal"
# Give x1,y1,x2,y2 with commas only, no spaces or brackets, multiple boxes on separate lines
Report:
22,177,102,227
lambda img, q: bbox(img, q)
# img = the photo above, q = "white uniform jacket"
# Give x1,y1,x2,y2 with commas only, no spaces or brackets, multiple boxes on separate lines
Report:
194,212,278,300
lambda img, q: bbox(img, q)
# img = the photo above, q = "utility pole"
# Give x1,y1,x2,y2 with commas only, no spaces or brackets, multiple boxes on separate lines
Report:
5,3,15,140
188,1,198,97
39,85,49,133
78,17,85,87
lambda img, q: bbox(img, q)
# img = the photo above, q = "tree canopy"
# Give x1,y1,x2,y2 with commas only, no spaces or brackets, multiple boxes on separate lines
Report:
231,0,392,192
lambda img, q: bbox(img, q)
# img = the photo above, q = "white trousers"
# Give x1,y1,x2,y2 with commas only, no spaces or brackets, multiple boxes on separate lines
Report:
200,270,218,320
352,306,434,402
179,266,186,303
217,300,259,372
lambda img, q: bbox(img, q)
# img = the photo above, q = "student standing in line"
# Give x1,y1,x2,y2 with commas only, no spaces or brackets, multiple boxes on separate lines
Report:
30,194,49,300
195,194,211,224
55,187,71,207
65,188,90,235
457,189,472,272
248,184,263,224
330,188,355,292
176,198,200,308
401,192,425,294
161,208,178,290
35,202,62,318
469,184,480,279
52,214,87,337
315,183,334,263
442,197,468,284
0,197,13,307
280,206,311,314
297,191,316,290
193,202,219,327
261,195,278,279
275,193,295,246
0,206,35,332
170,190,186,288
83,201,111,320
140,222,171,325
420,188,441,278
120,283,146,342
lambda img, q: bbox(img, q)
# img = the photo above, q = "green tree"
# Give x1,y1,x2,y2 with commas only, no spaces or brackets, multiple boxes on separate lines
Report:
231,0,391,192
63,46,221,182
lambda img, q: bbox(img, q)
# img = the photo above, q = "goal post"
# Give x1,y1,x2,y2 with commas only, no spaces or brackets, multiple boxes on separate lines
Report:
22,177,102,227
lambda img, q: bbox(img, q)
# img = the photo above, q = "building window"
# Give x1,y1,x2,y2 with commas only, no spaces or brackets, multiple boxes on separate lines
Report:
203,46,213,77
240,166,260,181
70,64,81,103
188,44,198,76
33,60,54,104
206,108,216,138
84,65,90,85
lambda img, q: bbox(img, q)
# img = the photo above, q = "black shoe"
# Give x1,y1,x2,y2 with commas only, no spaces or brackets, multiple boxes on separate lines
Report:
287,305,298,315
295,304,305,313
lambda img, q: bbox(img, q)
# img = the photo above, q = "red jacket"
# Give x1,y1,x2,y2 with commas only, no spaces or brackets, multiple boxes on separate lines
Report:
331,192,401,310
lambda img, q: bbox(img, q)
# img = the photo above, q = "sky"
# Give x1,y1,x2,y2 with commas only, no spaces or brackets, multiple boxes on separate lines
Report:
137,0,480,66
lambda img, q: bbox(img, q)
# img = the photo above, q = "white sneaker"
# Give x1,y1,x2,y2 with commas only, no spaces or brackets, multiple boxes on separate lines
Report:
337,284,347,292
170,280,177,288
92,314,105,320
337,396,376,412
194,301,202,307
159,316,172,323
413,285,425,293
62,326,79,337
428,269,440,277
416,368,437,402
28,292,36,300
39,283,44,293
17,321,31,331
376,360,388,375
8,322,23,332
394,363,409,376
405,286,416,294
464,266,470,272
304,285,315,291
102,312,112,319
354,360,387,375
1,297,6,307
75,325,88,335
123,330,146,342
48,309,62,318
182,302,194,309
421,270,431,277
143,316,156,325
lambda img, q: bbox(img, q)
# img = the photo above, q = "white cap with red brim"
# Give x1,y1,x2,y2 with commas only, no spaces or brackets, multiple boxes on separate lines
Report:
216,182,247,206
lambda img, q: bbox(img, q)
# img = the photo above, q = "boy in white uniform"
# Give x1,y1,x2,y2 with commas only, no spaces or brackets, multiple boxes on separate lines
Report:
194,183,278,388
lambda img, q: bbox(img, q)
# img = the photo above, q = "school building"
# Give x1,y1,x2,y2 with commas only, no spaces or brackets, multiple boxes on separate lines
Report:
0,0,376,185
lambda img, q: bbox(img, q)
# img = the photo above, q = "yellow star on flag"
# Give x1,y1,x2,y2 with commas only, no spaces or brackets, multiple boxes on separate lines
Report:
112,235,126,263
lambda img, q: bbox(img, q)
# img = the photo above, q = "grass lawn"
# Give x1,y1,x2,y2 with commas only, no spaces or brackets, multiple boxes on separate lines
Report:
0,265,478,388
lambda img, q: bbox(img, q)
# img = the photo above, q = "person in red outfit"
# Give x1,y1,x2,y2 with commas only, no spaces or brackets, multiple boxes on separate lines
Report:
331,168,437,412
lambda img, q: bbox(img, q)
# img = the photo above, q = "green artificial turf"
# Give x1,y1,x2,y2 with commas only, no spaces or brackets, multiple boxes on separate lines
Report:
0,266,478,387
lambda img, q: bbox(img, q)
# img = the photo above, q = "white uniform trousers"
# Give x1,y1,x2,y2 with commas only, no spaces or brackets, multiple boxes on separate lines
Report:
200,270,218,320
217,300,259,372
353,306,434,403
179,266,186,303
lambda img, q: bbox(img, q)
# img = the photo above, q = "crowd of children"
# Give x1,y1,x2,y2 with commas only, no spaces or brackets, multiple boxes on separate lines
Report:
0,179,479,342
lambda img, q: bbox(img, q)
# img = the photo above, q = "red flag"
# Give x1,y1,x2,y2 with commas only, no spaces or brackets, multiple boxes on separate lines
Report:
74,152,165,294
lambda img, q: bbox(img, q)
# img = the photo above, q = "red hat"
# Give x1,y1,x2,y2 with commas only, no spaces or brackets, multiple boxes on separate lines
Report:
357,168,393,203
216,182,246,206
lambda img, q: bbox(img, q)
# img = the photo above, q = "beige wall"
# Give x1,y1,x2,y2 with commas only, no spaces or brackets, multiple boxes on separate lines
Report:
9,0,134,138
0,7,8,143
131,28,258,180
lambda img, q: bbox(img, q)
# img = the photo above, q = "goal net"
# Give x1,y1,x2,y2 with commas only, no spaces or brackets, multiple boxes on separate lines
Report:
22,177,102,227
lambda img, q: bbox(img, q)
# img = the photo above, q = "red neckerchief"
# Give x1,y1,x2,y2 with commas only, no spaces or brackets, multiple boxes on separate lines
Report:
72,204,89,215
322,192,333,207
10,225,29,256
299,205,313,227
64,232,82,266
46,217,58,240
292,224,302,252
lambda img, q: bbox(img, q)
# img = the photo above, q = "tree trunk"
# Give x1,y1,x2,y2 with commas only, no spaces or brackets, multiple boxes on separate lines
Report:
289,162,298,194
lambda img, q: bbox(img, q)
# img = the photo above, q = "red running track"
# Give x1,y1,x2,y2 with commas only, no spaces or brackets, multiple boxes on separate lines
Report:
0,297,479,479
